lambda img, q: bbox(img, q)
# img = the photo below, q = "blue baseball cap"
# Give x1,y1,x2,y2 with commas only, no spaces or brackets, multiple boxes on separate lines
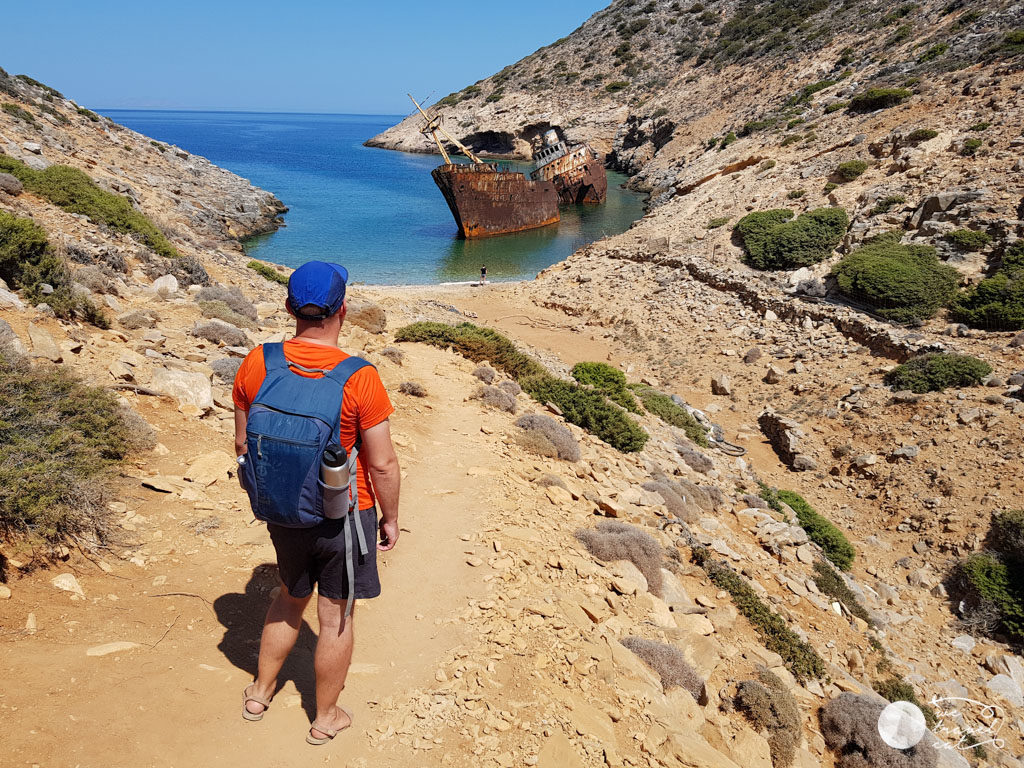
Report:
287,261,349,320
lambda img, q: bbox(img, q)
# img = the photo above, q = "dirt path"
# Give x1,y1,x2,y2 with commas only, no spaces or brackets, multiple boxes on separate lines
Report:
0,344,497,767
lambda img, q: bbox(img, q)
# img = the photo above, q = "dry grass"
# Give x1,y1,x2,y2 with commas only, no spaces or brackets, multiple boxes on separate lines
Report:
514,413,580,461
73,265,114,295
620,636,703,701
515,429,558,457
119,309,159,330
378,347,405,366
820,693,937,768
196,284,256,321
642,480,698,523
472,385,517,413
472,363,498,383
497,379,521,396
735,667,802,768
575,521,663,596
198,300,258,330
534,473,567,489
192,319,249,348
399,381,427,397
677,442,714,474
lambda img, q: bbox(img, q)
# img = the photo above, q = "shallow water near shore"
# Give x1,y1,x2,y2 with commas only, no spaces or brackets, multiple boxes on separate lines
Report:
102,110,646,284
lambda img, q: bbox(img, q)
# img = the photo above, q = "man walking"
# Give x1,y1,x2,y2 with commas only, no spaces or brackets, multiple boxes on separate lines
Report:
231,261,400,744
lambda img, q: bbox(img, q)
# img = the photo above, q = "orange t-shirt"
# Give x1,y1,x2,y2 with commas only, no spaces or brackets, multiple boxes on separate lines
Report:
232,338,394,510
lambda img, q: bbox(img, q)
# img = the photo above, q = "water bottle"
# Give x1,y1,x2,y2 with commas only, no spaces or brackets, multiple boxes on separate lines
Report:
321,444,349,490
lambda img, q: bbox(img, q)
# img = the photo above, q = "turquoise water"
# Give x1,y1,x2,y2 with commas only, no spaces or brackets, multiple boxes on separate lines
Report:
101,111,645,284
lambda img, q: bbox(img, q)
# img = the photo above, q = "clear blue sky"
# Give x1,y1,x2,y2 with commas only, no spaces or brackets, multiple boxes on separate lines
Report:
2,0,607,115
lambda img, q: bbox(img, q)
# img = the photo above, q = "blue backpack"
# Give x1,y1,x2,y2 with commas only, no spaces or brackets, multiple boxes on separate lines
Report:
239,342,371,529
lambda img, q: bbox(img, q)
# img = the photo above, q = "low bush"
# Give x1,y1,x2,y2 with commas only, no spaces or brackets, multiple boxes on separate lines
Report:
692,547,825,682
472,363,497,384
917,42,949,63
191,319,249,347
813,560,873,624
824,101,848,113
472,384,517,414
576,521,663,595
211,357,242,383
873,677,938,727
848,88,912,112
707,216,730,229
787,189,806,200
515,429,558,458
820,693,937,768
832,233,959,323
735,207,849,270
835,160,869,181
571,361,640,413
378,347,405,366
620,636,703,701
605,80,630,92
987,509,1024,563
246,260,288,285
969,121,990,131
396,322,647,452
0,350,155,546
630,384,708,446
196,284,257,321
497,379,521,396
0,210,108,327
398,381,427,397
515,413,579,461
198,300,257,330
534,473,566,489
759,159,777,171
907,128,938,142
773,489,855,569
2,102,35,123
869,195,906,216
641,480,697,522
943,228,992,251
676,442,713,474
961,137,982,156
0,157,179,259
993,28,1024,55
947,547,1024,642
735,667,801,768
76,106,100,122
884,353,991,393
719,131,737,150
950,241,1024,330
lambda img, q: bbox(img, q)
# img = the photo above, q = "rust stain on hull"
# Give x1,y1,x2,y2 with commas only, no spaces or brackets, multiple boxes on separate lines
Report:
432,164,560,239
531,145,608,205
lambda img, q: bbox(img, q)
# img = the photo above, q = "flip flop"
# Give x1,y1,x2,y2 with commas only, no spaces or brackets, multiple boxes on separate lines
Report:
242,684,271,722
306,708,354,745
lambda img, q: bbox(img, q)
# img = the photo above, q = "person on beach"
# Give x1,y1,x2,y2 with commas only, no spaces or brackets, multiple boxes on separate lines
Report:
231,261,401,744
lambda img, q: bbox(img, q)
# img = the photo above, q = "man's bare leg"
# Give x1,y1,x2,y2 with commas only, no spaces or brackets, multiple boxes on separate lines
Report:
309,594,354,738
245,585,312,717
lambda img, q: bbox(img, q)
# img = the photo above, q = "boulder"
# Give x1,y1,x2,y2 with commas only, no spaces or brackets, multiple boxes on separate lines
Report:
184,451,236,487
0,287,25,309
985,674,1023,708
21,142,42,154
758,410,815,471
27,323,62,362
346,298,386,334
0,318,26,355
0,172,23,195
151,368,213,410
710,373,731,396
152,274,179,296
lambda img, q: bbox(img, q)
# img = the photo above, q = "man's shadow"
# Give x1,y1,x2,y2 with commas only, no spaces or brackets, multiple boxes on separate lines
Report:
214,563,318,720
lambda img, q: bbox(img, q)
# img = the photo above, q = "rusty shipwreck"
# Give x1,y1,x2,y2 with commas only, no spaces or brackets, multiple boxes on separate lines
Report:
409,95,606,239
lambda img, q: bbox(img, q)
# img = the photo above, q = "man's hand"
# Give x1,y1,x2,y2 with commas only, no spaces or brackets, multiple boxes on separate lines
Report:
378,518,399,551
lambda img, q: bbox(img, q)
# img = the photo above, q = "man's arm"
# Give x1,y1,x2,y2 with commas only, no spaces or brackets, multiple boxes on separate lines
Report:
234,408,248,457
361,419,400,551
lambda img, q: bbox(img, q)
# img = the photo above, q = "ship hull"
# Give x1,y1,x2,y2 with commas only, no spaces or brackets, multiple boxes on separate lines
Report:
531,145,609,206
431,164,560,239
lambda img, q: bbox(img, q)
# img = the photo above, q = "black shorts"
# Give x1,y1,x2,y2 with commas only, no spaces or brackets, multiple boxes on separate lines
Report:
268,507,381,601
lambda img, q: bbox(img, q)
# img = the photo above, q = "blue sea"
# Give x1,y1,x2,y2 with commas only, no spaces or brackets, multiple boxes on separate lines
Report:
100,111,646,284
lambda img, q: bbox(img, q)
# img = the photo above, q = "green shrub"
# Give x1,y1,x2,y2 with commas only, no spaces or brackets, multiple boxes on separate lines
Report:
917,42,949,63
629,384,708,446
787,189,806,200
693,547,825,683
873,678,938,727
735,207,848,270
987,509,1024,564
884,352,992,393
707,216,730,229
395,322,647,452
950,242,1024,330
835,160,869,181
719,131,737,150
832,233,959,323
968,121,990,131
2,102,35,123
247,259,288,285
735,668,801,768
848,88,912,112
780,135,801,147
907,128,938,142
605,80,630,93
961,137,982,156
768,489,855,570
948,553,1024,642
824,101,848,113
0,210,108,327
571,361,640,413
76,106,100,121
0,156,179,259
759,159,777,171
823,182,838,192
944,229,992,251
485,89,504,103
869,195,906,216
0,350,154,546
813,560,873,624
994,28,1024,55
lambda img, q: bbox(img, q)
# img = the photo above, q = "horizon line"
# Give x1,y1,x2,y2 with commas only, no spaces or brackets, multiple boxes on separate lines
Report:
96,107,407,118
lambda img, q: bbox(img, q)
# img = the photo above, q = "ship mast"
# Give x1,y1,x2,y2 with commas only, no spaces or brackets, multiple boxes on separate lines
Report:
408,94,484,165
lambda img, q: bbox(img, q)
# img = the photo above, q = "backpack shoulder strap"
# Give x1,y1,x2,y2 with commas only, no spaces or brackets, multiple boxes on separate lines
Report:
323,356,372,389
262,342,288,371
